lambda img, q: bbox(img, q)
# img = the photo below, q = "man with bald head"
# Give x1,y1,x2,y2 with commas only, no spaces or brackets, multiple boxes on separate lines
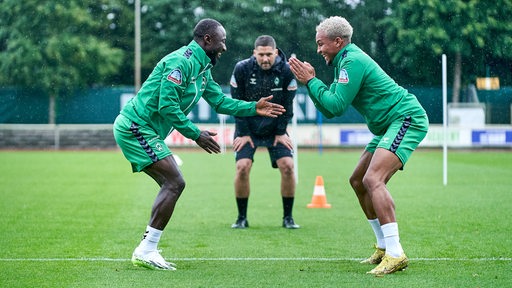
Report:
114,18,285,271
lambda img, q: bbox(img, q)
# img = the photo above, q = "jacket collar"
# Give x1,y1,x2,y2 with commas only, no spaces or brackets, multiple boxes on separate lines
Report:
332,43,353,66
188,40,212,69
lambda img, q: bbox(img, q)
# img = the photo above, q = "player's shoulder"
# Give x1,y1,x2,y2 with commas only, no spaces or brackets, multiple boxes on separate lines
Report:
160,48,190,68
338,45,372,69
281,60,293,72
277,59,295,80
346,44,373,61
233,57,253,75
161,46,206,76
235,57,253,69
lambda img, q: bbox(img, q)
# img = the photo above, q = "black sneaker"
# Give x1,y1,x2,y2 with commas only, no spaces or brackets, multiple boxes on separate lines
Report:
231,217,249,229
282,216,300,229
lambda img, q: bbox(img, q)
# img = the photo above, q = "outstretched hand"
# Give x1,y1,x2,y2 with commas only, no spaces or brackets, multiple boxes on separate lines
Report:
195,130,221,154
256,95,286,118
288,57,316,85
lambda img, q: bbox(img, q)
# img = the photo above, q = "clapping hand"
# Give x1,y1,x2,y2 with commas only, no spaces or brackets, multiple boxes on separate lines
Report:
288,57,316,85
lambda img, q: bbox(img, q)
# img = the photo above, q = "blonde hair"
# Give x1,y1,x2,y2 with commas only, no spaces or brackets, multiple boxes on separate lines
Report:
316,16,353,42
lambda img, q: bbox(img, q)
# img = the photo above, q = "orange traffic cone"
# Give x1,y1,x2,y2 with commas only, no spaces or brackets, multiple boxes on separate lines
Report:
307,176,331,208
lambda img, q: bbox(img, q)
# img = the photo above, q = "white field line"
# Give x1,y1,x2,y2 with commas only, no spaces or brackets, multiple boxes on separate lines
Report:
0,257,510,262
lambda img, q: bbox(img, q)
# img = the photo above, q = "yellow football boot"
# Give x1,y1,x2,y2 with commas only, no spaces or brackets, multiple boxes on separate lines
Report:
367,253,408,275
360,245,385,264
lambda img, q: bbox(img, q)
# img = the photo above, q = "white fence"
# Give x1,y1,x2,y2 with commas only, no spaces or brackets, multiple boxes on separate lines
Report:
1,123,511,150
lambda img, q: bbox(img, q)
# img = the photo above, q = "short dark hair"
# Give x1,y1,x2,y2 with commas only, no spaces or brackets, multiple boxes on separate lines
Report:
193,18,223,39
254,35,276,49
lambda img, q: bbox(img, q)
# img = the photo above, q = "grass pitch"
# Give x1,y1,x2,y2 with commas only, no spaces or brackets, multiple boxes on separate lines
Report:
0,149,510,287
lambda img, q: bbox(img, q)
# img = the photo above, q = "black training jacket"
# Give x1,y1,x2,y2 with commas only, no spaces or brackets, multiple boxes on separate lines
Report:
229,49,297,139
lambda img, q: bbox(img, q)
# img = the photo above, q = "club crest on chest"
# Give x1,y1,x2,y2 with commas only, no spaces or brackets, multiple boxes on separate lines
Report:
248,74,280,86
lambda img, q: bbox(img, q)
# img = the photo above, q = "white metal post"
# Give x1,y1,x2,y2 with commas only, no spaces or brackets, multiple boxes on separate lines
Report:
442,54,448,186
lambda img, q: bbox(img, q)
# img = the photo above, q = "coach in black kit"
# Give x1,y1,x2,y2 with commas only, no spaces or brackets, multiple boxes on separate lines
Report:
229,35,299,229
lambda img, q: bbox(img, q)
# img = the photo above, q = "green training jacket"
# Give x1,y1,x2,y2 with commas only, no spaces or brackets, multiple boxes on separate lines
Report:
120,40,257,141
306,43,426,136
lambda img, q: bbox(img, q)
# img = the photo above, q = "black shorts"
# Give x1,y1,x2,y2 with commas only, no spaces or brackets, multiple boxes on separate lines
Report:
235,137,293,169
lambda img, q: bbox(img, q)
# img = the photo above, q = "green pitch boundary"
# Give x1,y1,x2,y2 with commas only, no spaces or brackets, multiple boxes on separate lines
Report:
1,257,510,262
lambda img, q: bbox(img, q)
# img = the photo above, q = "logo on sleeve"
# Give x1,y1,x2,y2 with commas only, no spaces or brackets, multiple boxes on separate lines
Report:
183,48,192,59
338,69,349,83
287,79,298,91
167,69,182,84
230,74,238,88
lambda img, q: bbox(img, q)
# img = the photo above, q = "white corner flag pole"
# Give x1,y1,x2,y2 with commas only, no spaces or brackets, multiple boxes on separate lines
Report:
442,54,448,186
292,97,299,184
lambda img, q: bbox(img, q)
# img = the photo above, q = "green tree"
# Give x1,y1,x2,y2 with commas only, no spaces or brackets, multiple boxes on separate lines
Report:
0,0,124,123
91,0,136,85
195,0,357,84
139,0,205,79
109,0,372,86
349,0,395,76
381,0,512,101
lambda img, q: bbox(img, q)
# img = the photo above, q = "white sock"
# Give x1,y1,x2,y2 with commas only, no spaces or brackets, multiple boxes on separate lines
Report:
381,222,403,257
368,219,385,249
138,225,162,252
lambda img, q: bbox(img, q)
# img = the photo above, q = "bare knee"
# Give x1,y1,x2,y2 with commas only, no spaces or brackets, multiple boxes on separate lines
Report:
236,160,252,179
162,175,186,198
277,158,294,177
362,175,384,194
350,174,364,193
